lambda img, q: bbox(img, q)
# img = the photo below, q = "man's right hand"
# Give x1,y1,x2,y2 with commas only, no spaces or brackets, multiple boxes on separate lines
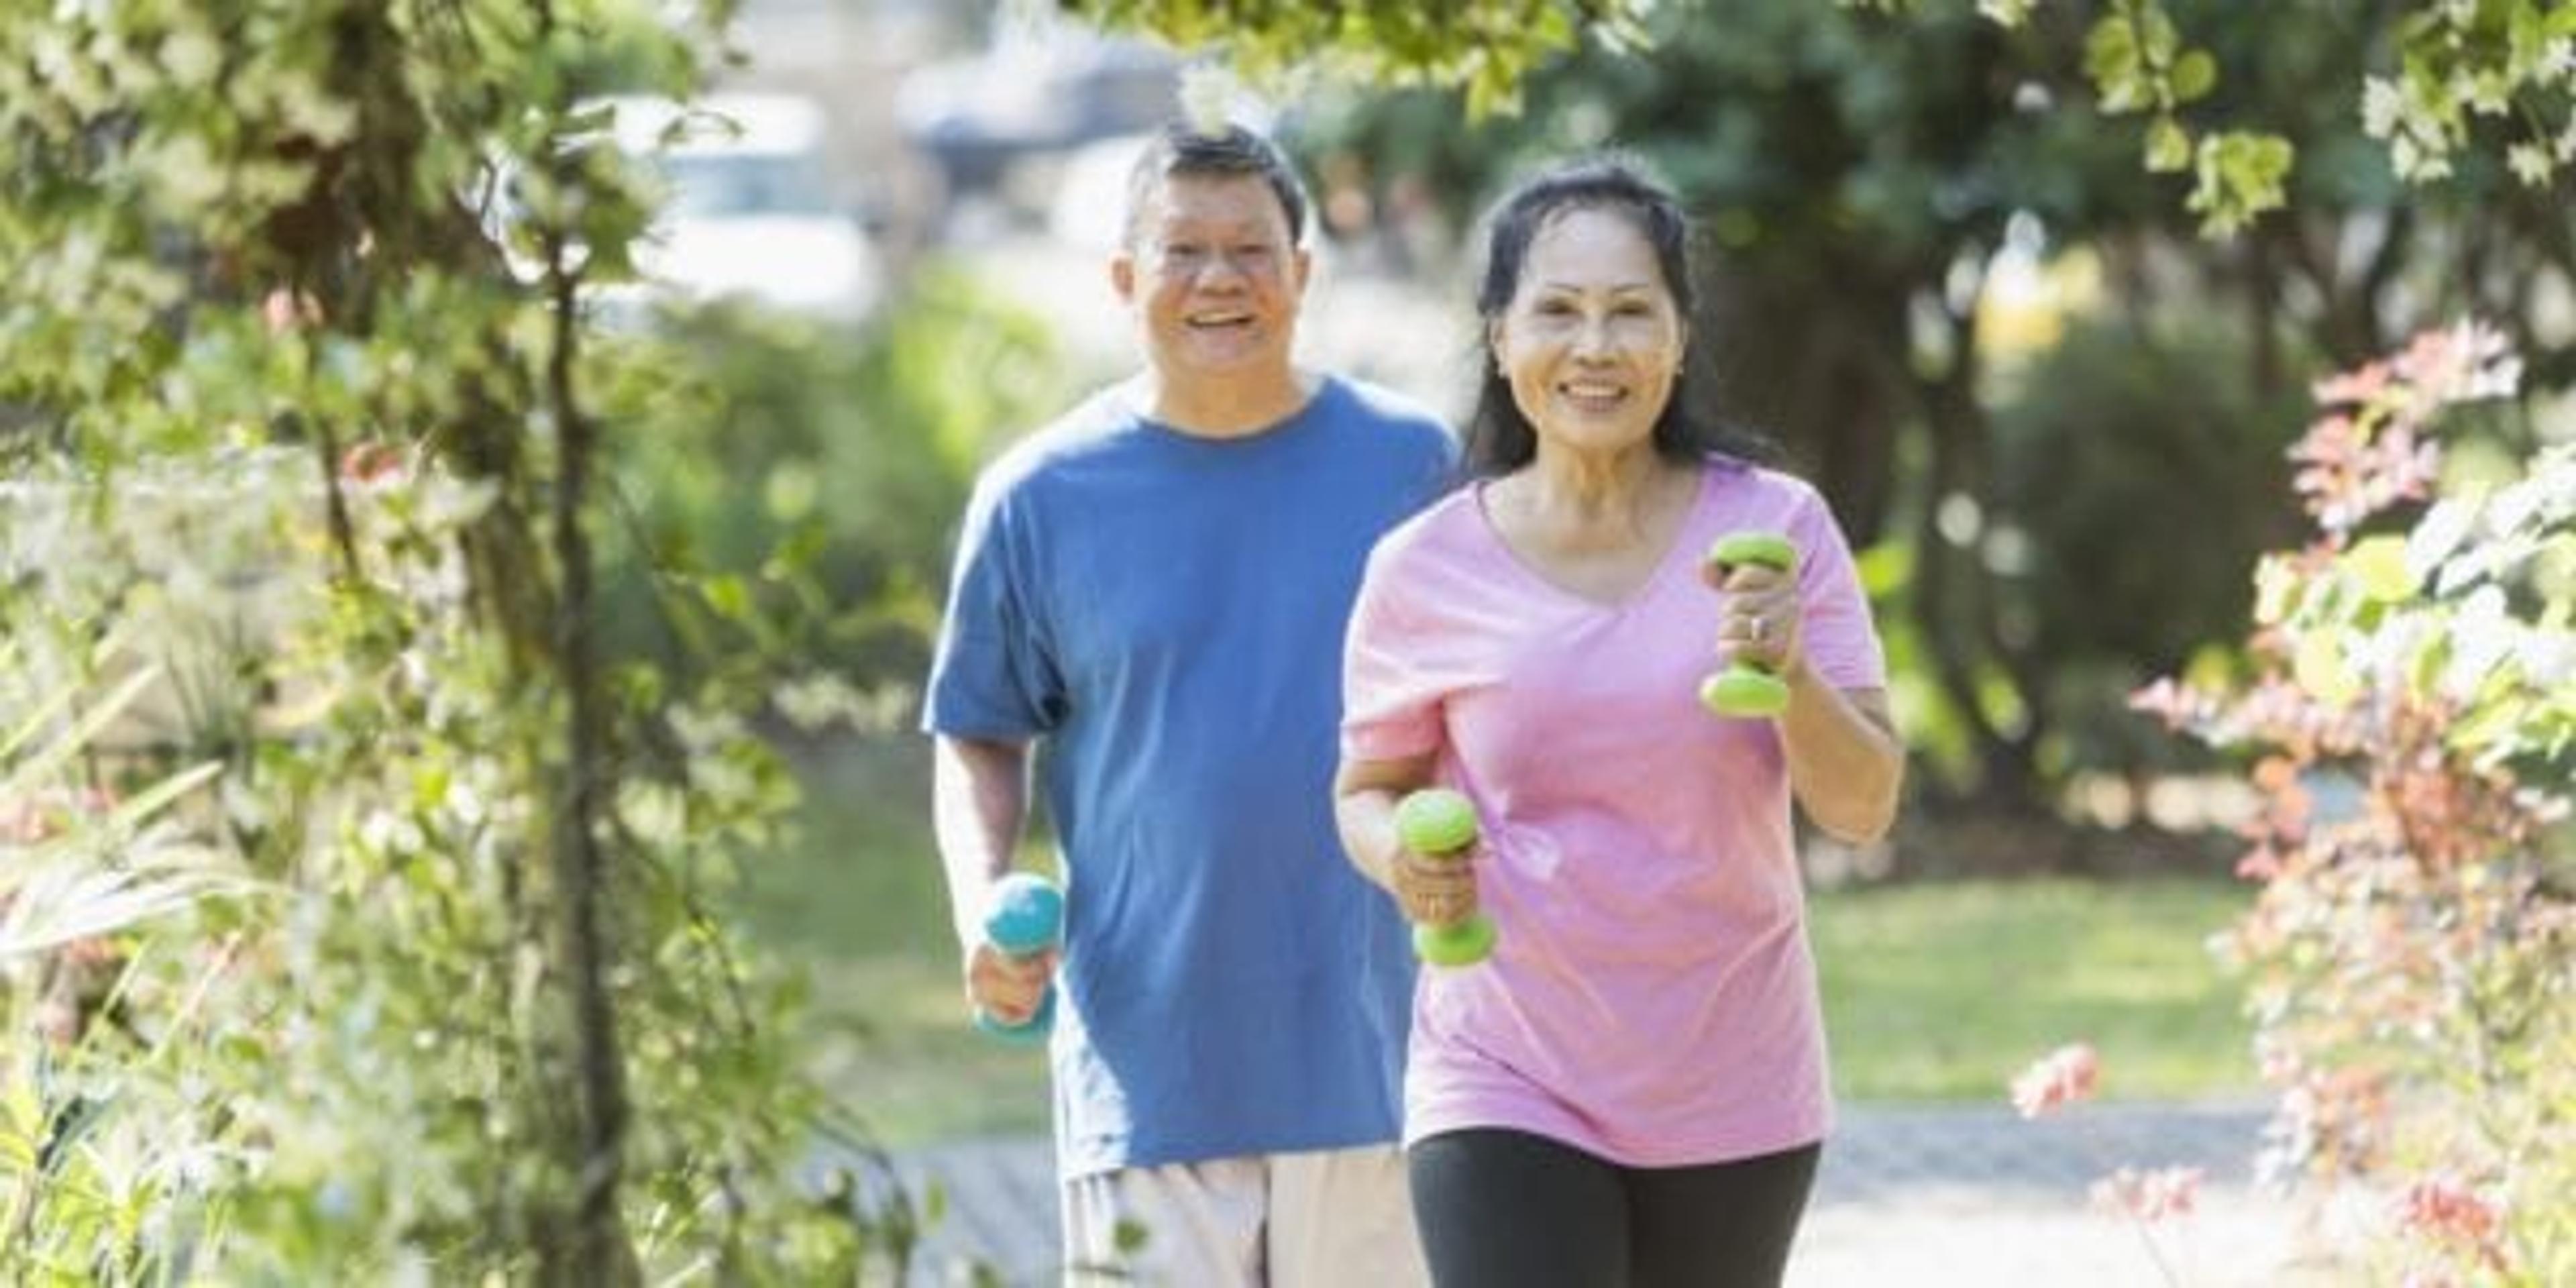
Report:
965,941,1059,1026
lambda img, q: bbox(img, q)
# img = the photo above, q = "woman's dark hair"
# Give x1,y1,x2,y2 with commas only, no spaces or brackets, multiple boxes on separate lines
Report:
1462,156,1772,476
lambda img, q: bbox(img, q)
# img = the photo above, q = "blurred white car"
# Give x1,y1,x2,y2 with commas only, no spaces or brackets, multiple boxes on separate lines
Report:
596,92,884,324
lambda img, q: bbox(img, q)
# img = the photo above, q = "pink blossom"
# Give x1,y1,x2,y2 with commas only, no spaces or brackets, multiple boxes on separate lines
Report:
339,440,407,485
2090,1166,2202,1222
262,286,322,335
2234,845,2283,881
2398,1177,2501,1248
2010,1042,2100,1118
2125,678,2205,729
2311,360,2390,407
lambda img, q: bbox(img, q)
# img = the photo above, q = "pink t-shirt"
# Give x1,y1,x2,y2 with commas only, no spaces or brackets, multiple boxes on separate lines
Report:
1340,458,1886,1166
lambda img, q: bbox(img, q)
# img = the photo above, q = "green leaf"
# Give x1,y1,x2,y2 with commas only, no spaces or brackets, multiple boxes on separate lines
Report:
2170,50,2217,103
2292,630,2359,705
702,572,753,623
2145,116,2192,172
2347,535,2418,603
2084,16,2146,113
2188,130,2295,236
2139,7,2181,68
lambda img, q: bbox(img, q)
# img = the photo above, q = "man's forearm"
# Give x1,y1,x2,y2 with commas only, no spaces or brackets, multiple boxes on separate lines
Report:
932,735,1032,949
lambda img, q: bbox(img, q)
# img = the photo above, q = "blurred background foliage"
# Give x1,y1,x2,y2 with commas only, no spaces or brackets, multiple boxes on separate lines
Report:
3,0,2571,1280
593,268,1070,700
1258,0,2573,839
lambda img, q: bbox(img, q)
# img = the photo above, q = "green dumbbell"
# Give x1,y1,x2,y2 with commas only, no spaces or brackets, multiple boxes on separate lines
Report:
1699,531,1797,718
1393,788,1496,967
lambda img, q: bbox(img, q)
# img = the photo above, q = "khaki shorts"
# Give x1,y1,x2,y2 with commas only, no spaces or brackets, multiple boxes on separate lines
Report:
1061,1144,1427,1287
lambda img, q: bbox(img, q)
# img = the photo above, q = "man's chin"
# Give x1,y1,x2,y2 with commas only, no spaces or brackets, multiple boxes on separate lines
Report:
1163,341,1287,378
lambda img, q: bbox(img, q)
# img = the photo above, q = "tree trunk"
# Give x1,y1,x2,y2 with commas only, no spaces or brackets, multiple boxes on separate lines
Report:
537,226,641,1287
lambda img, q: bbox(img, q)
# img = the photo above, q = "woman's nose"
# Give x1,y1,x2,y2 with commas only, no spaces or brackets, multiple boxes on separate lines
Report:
1570,316,1615,358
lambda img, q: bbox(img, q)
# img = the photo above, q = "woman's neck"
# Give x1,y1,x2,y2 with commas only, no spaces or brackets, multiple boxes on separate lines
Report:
1498,447,1687,551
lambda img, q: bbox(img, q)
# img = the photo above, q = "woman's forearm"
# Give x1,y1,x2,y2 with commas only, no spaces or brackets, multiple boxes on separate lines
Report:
1778,674,1904,843
1333,753,1438,893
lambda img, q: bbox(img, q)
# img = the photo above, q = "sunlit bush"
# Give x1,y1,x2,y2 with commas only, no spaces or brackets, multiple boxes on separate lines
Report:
2136,321,2574,1284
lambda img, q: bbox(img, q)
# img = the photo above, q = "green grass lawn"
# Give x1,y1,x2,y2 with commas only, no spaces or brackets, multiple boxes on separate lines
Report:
1811,876,2257,1102
734,737,2259,1147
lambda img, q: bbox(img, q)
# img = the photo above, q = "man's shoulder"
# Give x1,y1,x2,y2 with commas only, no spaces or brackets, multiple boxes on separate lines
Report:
1320,373,1451,444
973,380,1149,496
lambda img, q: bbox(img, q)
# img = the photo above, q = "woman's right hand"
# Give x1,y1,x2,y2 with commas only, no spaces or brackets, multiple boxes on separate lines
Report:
964,942,1057,1026
1389,841,1481,928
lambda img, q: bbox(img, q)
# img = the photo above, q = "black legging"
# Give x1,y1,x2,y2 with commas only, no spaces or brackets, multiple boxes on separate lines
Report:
1409,1128,1821,1288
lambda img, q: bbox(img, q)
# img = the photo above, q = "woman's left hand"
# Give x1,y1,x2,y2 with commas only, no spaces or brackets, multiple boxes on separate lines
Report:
1703,555,1803,677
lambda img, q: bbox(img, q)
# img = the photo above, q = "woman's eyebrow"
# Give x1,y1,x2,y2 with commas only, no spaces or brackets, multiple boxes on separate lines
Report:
1529,280,1663,294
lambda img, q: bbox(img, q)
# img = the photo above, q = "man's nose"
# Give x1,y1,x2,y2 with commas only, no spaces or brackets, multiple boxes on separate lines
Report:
1193,252,1252,286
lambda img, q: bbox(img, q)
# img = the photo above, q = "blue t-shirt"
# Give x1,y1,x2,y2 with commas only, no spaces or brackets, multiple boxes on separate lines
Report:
924,374,1454,1178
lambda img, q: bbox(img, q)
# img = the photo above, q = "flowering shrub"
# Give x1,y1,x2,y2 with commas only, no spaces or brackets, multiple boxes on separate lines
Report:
2010,1042,2204,1283
2132,321,2575,1285
2010,1040,2101,1119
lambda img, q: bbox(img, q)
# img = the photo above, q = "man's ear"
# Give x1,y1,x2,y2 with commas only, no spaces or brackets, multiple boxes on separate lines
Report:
1110,250,1136,306
1290,245,1312,299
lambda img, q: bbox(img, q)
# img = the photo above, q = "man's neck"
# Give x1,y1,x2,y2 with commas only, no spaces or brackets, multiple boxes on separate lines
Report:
1141,366,1316,439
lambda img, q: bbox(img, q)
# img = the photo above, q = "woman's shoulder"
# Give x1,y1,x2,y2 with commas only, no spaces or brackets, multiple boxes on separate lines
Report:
1700,453,1830,508
1367,482,1484,570
1690,454,1853,555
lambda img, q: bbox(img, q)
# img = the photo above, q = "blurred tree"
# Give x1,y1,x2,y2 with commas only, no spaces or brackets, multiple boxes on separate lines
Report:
1075,0,2576,818
1286,3,2229,813
594,270,1069,710
1071,0,2575,235
1070,0,1656,116
0,0,906,1279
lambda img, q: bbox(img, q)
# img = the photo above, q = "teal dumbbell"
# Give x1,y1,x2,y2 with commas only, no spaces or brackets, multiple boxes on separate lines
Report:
1699,531,1797,718
973,872,1064,1043
1394,788,1496,967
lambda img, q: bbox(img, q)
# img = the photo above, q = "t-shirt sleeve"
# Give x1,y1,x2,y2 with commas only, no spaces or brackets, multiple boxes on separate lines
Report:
1789,489,1888,692
922,474,1063,739
1340,540,1446,764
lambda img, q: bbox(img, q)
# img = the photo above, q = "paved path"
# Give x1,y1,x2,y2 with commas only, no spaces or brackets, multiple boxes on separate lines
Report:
862,1099,2357,1286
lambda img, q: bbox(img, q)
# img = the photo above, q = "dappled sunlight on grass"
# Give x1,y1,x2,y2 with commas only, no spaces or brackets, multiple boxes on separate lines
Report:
1813,877,2258,1102
729,737,1053,1145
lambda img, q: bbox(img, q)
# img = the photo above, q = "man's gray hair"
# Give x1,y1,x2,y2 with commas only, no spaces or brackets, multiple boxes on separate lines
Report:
1122,122,1309,248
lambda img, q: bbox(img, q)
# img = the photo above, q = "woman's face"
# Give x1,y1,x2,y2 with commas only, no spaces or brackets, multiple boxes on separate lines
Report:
1490,206,1685,459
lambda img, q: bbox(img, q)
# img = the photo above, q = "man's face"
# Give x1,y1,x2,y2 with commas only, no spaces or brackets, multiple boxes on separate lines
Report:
1112,172,1310,384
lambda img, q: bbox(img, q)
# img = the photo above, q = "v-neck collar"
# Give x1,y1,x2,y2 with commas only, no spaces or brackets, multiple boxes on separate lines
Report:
1468,464,1712,613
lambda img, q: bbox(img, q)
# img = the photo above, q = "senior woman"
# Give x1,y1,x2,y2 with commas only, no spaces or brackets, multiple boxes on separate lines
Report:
1333,157,1904,1288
